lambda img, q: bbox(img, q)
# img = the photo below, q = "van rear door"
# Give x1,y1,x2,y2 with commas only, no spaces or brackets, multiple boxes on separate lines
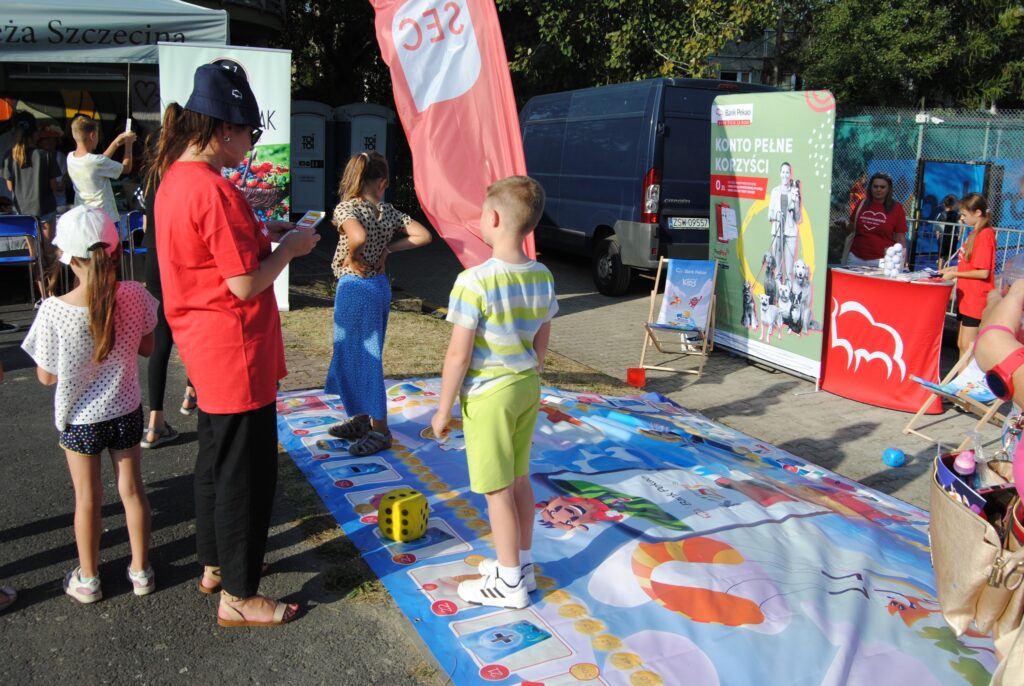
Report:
660,85,719,256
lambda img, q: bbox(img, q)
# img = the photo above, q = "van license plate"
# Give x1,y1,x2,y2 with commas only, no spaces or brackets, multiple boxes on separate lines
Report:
668,217,709,229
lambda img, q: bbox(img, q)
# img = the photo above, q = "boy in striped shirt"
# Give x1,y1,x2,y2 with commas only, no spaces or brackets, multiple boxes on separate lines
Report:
432,176,558,609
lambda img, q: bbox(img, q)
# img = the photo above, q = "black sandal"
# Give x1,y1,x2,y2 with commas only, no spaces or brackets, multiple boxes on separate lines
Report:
328,415,372,440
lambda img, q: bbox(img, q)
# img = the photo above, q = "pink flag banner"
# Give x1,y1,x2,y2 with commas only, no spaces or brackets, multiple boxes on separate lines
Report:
370,0,534,267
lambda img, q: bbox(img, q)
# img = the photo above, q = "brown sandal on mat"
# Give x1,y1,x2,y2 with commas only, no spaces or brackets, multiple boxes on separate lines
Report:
199,564,271,595
217,593,299,628
328,415,372,440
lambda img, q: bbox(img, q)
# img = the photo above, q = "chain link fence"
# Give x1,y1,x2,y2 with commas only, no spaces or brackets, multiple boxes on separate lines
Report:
828,107,1024,267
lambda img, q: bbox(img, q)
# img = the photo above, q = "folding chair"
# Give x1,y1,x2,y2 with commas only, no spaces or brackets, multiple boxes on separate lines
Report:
0,214,42,304
638,257,718,379
121,210,145,281
903,351,1007,449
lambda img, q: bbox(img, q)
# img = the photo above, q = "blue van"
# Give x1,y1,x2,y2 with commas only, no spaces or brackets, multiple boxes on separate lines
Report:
520,78,775,295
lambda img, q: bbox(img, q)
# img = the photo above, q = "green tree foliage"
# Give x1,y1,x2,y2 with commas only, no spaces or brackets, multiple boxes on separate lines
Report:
496,0,777,102
798,0,1024,108
274,1,392,104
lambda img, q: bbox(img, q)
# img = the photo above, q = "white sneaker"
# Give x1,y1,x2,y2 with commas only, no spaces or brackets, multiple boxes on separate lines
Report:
127,565,156,596
478,558,537,593
458,566,529,609
64,567,102,604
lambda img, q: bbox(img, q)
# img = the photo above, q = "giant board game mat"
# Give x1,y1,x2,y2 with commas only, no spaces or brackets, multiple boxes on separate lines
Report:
277,380,996,685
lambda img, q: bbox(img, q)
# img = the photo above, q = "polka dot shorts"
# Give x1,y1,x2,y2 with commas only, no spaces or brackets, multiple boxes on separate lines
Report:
60,406,144,456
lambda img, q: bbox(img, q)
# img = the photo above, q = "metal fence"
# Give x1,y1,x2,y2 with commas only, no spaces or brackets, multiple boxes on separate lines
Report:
827,107,1024,264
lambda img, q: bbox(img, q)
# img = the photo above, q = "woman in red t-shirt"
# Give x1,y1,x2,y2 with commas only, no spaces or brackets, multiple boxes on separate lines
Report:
844,172,908,266
152,65,319,627
940,193,997,357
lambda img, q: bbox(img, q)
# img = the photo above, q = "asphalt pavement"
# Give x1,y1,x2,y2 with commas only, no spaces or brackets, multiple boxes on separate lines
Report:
0,290,444,684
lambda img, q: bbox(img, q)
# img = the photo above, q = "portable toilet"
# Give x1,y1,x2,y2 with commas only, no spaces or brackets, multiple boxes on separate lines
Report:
290,101,336,216
333,103,397,199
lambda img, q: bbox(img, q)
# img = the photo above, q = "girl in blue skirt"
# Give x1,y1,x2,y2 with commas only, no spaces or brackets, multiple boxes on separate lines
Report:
324,151,431,455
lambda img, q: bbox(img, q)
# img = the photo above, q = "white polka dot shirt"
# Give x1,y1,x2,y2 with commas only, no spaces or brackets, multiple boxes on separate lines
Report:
22,281,159,430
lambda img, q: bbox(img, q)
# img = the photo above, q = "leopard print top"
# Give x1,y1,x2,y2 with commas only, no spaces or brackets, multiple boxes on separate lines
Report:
330,198,412,279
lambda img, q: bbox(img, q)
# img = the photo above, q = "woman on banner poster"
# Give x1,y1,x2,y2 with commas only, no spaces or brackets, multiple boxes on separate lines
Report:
767,161,802,281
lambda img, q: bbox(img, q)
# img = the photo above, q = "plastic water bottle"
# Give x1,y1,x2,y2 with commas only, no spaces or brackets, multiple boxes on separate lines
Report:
999,252,1024,343
966,430,1002,489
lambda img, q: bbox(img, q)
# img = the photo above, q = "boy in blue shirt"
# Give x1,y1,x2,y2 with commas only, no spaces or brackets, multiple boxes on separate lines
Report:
432,176,558,608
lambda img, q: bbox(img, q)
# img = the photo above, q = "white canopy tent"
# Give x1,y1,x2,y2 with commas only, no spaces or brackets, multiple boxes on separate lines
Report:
0,0,229,64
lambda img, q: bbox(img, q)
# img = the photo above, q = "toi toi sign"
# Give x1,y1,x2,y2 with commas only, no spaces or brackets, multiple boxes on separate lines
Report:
393,0,480,112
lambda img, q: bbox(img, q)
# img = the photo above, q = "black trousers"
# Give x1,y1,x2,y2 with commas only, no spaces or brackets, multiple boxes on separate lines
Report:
194,403,278,598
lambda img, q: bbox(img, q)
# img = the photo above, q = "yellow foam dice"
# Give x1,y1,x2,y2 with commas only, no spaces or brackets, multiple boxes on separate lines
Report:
377,488,430,542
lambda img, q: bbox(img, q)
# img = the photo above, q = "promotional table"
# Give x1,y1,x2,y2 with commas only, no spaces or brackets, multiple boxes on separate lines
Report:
819,268,954,413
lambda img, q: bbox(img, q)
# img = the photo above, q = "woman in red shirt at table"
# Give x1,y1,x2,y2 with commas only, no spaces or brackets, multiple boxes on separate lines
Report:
153,64,320,627
844,172,908,267
940,193,996,358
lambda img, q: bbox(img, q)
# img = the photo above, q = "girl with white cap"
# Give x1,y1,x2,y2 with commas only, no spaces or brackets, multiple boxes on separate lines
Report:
22,205,159,604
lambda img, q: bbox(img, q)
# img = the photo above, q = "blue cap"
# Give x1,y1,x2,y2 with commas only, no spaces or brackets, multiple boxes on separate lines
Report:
184,63,260,128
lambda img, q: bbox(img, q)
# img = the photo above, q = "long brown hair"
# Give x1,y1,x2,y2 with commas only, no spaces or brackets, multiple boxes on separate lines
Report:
11,120,35,169
145,103,219,192
960,192,992,262
72,246,118,363
142,104,186,197
337,151,388,201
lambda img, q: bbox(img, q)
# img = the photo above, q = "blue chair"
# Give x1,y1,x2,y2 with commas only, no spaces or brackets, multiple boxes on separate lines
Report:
0,214,42,304
121,210,146,281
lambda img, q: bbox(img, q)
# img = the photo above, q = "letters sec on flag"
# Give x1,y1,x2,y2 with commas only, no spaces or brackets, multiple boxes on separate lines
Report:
393,0,481,112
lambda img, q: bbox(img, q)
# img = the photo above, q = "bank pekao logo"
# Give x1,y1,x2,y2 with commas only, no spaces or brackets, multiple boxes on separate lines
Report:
829,298,907,381
392,0,480,112
711,103,754,126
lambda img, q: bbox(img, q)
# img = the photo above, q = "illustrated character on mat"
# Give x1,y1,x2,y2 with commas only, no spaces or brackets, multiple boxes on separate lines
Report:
536,478,690,538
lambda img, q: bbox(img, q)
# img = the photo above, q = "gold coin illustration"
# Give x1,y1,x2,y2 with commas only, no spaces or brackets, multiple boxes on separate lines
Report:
573,619,605,635
543,589,571,604
569,663,600,680
466,519,490,530
444,498,470,509
427,482,449,492
464,554,486,567
558,603,588,618
403,456,422,466
535,575,555,589
630,671,663,686
456,507,480,519
418,473,439,482
609,652,642,670
433,490,458,501
591,634,622,651
409,466,431,474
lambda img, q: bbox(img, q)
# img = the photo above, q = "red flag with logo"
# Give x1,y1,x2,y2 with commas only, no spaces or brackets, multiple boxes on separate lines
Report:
820,270,953,413
370,0,533,267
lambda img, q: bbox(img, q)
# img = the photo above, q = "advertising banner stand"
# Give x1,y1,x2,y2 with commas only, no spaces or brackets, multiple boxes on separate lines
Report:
158,43,292,310
709,91,836,380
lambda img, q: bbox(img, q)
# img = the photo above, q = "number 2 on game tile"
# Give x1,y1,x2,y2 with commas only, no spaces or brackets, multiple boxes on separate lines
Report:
431,599,457,616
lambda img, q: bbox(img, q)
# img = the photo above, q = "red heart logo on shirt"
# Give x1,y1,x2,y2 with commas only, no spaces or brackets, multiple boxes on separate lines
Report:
860,210,886,231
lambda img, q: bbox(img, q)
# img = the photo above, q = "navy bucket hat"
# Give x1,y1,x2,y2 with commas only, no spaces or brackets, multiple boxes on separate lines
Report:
184,63,261,128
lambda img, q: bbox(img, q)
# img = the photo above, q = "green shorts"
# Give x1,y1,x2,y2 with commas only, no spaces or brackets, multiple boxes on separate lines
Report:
461,371,541,494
